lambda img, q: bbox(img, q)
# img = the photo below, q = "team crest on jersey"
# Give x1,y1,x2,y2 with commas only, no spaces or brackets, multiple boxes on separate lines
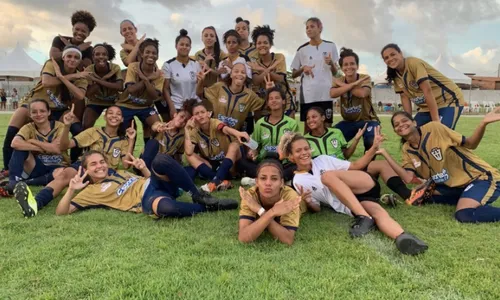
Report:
112,148,121,158
430,147,443,161
199,140,208,149
219,96,227,103
319,169,327,175
176,73,179,77
262,131,270,140
409,80,419,89
331,139,339,148
100,182,112,192
239,104,246,113
311,186,317,191
325,108,333,119
412,159,421,168
190,71,195,80
211,138,220,147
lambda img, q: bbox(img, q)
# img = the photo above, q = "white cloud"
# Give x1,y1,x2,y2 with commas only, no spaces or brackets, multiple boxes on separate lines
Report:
451,47,500,76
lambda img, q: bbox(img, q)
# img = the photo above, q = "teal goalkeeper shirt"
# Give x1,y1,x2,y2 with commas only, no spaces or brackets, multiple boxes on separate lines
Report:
305,128,348,160
252,115,299,161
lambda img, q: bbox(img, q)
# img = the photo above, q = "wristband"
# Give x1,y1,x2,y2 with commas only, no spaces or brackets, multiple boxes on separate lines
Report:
257,207,266,216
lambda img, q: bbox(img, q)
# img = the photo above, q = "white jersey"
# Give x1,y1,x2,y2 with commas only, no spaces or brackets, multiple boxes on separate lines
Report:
291,40,339,104
292,155,352,216
162,58,201,109
218,54,253,80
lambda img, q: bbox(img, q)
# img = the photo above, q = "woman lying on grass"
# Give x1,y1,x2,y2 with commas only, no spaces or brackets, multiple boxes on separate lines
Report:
51,151,237,217
281,132,428,255
238,159,304,245
378,109,500,223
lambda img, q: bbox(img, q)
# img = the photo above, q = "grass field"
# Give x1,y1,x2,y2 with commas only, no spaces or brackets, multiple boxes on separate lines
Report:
1,114,500,299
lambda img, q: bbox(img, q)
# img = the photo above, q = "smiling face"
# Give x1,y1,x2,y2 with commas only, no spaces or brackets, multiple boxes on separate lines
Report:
63,52,82,71
120,21,137,42
84,153,109,181
176,37,191,57
256,165,283,201
72,22,90,44
235,21,249,41
341,56,358,77
93,46,109,68
306,109,325,132
225,35,239,54
29,101,50,125
382,47,404,70
172,110,190,128
141,45,158,65
392,113,418,138
192,105,210,126
105,106,124,128
289,139,313,171
256,35,271,56
306,20,321,39
202,28,216,48
230,63,247,87
267,90,284,112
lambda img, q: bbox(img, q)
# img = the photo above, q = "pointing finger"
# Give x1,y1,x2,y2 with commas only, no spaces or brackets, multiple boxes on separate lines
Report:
82,170,89,179
70,104,75,114
130,119,135,130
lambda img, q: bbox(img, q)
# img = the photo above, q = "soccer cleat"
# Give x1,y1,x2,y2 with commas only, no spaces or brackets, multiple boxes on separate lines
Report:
395,232,428,255
240,177,256,187
216,180,233,191
0,169,9,180
192,190,238,211
380,194,398,208
200,182,217,193
405,180,436,206
14,182,38,218
349,215,376,238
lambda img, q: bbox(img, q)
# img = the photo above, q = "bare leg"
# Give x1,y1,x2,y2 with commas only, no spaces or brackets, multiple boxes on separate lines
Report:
82,107,101,129
361,201,404,239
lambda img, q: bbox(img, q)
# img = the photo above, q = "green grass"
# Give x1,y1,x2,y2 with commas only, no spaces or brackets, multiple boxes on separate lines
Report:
1,115,500,299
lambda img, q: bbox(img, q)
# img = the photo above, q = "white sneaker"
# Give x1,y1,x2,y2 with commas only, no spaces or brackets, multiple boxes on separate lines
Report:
241,177,256,186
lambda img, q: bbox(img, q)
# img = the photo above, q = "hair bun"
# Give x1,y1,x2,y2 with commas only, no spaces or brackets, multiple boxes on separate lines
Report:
179,29,188,36
339,47,354,57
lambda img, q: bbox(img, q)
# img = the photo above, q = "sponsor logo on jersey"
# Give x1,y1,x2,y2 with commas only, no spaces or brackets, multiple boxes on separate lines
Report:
311,186,317,191
331,139,338,148
411,96,425,105
464,183,474,192
343,105,362,115
38,154,63,165
211,138,220,147
412,159,421,168
219,96,227,103
431,169,449,183
262,131,270,140
101,182,112,192
117,177,139,196
264,145,277,153
210,151,226,161
430,147,443,161
283,129,291,134
112,148,121,158
238,104,246,113
217,114,238,128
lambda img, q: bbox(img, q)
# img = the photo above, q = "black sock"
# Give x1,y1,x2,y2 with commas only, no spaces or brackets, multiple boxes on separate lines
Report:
3,126,19,170
152,154,200,197
142,139,159,170
386,176,411,199
70,122,84,162
35,187,55,210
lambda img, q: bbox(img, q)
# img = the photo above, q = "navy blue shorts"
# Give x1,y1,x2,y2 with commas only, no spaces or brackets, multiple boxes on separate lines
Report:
28,157,62,180
414,106,463,130
434,180,500,206
119,106,158,129
334,120,380,150
141,172,178,215
86,104,108,116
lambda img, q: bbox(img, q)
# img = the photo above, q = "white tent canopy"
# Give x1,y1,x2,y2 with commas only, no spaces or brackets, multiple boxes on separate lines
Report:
372,70,388,85
433,54,471,85
0,43,42,78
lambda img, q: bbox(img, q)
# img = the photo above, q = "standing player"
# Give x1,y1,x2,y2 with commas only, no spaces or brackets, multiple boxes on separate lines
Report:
194,26,226,92
83,43,123,129
379,110,500,223
235,17,259,61
291,17,339,132
217,30,253,80
119,20,144,67
162,29,201,118
330,48,380,151
381,43,465,129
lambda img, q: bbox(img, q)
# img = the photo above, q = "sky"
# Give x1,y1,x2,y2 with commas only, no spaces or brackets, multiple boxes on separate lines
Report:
2,0,500,77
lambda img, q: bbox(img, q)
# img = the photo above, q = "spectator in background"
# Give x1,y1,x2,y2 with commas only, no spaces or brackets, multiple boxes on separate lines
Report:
11,88,19,110
0,89,7,111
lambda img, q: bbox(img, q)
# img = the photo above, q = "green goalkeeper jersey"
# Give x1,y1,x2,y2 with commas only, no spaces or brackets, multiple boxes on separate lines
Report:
252,115,299,161
305,128,347,160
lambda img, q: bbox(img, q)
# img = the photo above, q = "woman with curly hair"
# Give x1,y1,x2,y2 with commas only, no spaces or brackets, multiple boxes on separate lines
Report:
82,43,124,129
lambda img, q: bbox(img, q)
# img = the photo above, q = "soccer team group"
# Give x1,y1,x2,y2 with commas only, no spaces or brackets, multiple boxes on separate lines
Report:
2,10,500,255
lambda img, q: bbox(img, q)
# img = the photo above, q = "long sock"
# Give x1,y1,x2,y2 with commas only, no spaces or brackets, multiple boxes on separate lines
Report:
155,196,205,218
455,206,500,223
70,122,84,163
3,126,19,170
24,174,53,186
8,150,29,186
184,166,196,181
151,154,200,196
35,187,54,210
196,163,216,180
386,176,411,199
213,158,233,185
142,139,160,170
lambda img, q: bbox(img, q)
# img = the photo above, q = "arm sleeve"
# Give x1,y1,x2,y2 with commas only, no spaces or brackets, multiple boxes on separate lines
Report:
70,189,97,209
125,64,138,87
275,54,287,75
339,132,348,149
432,122,466,147
73,128,99,148
16,124,33,140
401,151,417,173
360,75,372,89
119,49,128,65
73,77,88,91
325,155,351,171
51,36,63,50
239,188,258,221
291,51,301,70
409,58,429,85
330,43,339,62
113,64,123,81
42,61,56,77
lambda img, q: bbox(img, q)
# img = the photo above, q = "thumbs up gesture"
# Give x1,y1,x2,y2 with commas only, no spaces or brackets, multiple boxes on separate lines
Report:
324,52,333,66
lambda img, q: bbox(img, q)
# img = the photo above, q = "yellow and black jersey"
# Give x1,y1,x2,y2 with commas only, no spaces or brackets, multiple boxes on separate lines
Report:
194,49,227,88
71,170,147,213
239,43,259,61
332,74,379,122
119,47,139,66
117,62,164,109
16,120,70,166
84,63,123,106
239,186,305,230
204,82,264,131
393,57,465,112
154,128,185,156
252,52,296,112
188,119,231,161
73,127,130,170
23,60,88,110
402,121,500,187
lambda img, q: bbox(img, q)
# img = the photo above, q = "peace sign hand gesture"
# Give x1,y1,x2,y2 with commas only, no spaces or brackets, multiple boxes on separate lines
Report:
296,184,313,205
371,126,386,150
354,123,368,141
63,104,76,126
126,120,137,140
123,153,146,170
197,66,211,82
482,106,500,125
69,166,90,191
264,73,275,90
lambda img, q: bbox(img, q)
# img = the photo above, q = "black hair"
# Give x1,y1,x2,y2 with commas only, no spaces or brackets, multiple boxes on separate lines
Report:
181,99,199,115
391,111,415,145
305,107,326,133
339,47,359,67
222,62,251,87
256,159,284,179
71,10,97,33
223,29,241,44
92,43,116,61
120,19,136,29
189,101,207,116
81,150,107,169
235,17,250,26
139,38,159,54
265,86,286,110
381,43,402,84
202,26,222,66
251,25,275,46
105,106,126,138
176,29,191,46
29,99,50,111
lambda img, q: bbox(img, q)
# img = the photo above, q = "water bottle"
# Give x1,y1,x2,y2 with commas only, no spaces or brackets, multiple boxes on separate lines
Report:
241,137,258,150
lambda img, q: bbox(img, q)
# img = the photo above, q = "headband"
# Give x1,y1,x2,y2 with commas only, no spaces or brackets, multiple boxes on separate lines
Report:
62,47,82,59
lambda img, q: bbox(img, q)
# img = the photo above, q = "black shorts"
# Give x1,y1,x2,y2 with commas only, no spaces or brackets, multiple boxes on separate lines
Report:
355,174,380,203
154,100,170,116
300,101,333,123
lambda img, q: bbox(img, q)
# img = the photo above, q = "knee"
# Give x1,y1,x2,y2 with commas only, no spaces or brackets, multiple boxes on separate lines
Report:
455,208,475,223
320,171,338,185
153,197,177,217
